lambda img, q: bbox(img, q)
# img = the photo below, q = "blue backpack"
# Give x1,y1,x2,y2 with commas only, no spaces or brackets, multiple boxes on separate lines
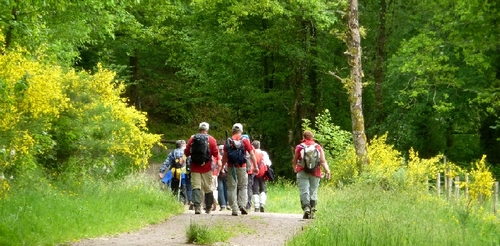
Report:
226,135,247,166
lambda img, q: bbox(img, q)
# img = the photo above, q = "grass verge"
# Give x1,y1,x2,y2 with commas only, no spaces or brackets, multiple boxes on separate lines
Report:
0,173,183,246
265,177,303,214
287,184,500,246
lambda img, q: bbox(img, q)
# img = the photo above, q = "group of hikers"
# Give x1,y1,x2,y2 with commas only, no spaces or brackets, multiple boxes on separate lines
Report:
158,122,331,219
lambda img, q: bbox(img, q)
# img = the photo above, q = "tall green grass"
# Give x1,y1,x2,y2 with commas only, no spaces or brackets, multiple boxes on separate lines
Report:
265,177,304,214
0,174,183,246
287,184,500,246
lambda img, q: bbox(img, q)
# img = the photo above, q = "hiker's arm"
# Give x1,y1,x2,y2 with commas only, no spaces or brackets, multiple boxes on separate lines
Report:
217,157,223,173
184,137,193,157
292,150,299,173
320,148,331,180
222,148,228,169
159,152,173,178
249,150,258,174
209,136,219,159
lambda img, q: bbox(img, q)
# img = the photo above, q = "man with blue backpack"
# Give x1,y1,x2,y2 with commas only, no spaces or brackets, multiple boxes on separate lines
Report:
222,123,258,216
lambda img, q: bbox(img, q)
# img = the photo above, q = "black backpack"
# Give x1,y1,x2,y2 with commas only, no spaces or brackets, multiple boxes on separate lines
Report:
226,137,247,166
190,134,211,165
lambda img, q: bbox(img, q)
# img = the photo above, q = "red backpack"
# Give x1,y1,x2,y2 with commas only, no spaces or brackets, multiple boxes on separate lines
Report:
255,149,268,178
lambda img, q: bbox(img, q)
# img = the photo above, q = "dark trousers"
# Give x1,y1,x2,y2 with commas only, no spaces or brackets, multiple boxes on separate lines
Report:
217,176,228,207
246,174,254,209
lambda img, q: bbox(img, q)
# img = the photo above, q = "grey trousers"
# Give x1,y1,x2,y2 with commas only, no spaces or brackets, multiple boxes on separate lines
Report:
296,170,320,210
227,166,248,212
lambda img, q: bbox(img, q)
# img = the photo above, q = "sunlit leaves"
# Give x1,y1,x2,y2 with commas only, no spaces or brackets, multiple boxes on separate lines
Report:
0,44,160,190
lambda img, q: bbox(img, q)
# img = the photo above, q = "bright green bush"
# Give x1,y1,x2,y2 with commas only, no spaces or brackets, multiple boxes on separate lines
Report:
0,41,161,197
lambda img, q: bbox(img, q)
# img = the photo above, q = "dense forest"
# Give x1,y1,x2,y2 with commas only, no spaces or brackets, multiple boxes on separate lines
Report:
1,0,499,179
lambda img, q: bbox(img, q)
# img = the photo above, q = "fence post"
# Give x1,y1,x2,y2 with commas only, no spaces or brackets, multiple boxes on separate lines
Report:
437,173,441,196
465,174,469,199
455,177,460,201
495,182,498,216
444,156,448,196
448,175,453,201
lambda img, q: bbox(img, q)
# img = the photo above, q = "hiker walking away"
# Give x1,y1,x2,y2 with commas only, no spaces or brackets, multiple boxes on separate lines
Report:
217,145,230,211
292,130,331,219
159,140,187,203
222,123,258,216
184,122,219,214
251,140,272,212
245,135,256,210
210,145,223,211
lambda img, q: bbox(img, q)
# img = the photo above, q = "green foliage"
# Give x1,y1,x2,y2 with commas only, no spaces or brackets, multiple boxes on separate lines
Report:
302,109,355,186
265,177,303,214
288,185,500,246
0,173,183,246
0,46,161,192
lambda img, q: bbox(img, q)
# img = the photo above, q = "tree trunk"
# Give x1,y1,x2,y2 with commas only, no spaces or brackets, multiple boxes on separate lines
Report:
129,51,139,109
4,6,18,53
307,20,320,122
347,0,369,170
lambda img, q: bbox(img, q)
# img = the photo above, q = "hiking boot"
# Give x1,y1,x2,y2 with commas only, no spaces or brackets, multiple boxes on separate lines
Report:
205,208,211,214
303,211,310,219
194,206,201,214
239,207,248,215
303,207,311,219
220,206,226,211
310,206,317,219
226,207,231,210
231,211,238,216
212,202,217,211
188,202,194,211
254,208,259,212
260,206,265,213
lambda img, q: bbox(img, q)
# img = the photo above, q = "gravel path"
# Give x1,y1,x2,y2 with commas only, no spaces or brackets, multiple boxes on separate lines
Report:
72,208,310,246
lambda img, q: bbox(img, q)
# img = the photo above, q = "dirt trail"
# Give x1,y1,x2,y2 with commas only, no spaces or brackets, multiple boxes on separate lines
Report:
72,208,309,246
72,163,310,246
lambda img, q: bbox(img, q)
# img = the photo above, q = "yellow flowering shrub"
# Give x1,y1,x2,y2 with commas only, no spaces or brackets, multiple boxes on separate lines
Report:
0,39,161,185
405,148,442,190
0,178,9,199
469,155,495,201
361,133,404,189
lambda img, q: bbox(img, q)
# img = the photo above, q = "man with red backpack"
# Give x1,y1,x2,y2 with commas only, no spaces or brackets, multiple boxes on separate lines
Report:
222,123,258,216
251,140,271,212
184,122,219,214
292,130,331,219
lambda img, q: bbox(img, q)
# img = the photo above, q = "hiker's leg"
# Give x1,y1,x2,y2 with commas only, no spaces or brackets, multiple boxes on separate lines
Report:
222,178,228,206
204,191,214,213
185,173,193,204
217,177,226,208
258,178,267,208
252,176,259,210
199,171,213,194
227,168,238,212
236,167,248,209
171,178,180,197
309,175,320,203
246,174,254,209
212,175,218,207
191,172,203,213
297,171,311,210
